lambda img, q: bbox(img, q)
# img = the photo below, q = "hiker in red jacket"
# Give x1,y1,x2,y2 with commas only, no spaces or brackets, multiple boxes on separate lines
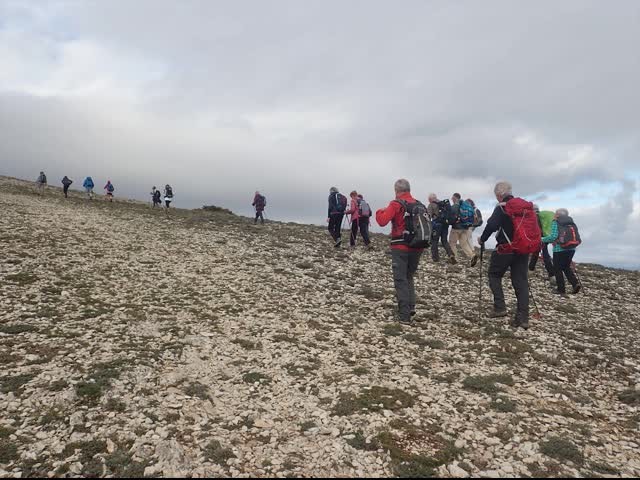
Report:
376,179,425,325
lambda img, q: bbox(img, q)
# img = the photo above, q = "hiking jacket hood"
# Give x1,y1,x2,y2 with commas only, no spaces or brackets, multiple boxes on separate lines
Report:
480,195,515,245
376,192,424,252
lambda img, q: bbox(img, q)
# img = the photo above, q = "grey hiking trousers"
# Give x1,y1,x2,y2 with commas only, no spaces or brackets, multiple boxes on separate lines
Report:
391,249,423,320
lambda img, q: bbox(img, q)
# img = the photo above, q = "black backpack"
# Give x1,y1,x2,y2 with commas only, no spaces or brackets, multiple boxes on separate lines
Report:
334,193,347,213
394,200,432,248
436,199,457,225
255,195,266,208
165,186,173,197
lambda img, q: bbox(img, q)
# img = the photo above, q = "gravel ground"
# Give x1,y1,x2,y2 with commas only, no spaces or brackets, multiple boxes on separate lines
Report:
1,176,639,478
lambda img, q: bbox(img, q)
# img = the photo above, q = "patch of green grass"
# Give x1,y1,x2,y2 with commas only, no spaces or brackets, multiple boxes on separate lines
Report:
618,388,640,406
75,359,129,406
383,323,404,337
40,407,66,429
271,334,298,344
0,371,38,395
589,460,619,475
5,272,38,285
105,398,127,413
462,374,514,394
490,396,517,413
183,382,211,401
0,324,38,335
62,440,107,463
359,286,385,301
47,379,69,392
345,431,379,451
105,450,149,478
203,440,236,465
0,426,16,439
0,439,19,463
555,304,578,315
332,386,415,416
232,338,261,350
540,436,584,466
242,372,271,385
352,367,370,376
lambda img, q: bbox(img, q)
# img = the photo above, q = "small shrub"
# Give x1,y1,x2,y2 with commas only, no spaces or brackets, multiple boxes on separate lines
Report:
183,382,211,401
333,386,414,416
618,389,640,406
383,323,403,337
0,324,38,335
462,374,514,394
540,436,584,466
204,440,235,465
491,396,517,413
299,421,316,432
0,439,19,463
242,372,271,385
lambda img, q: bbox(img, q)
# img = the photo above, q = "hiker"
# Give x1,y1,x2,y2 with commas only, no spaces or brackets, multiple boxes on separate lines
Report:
252,191,266,224
104,180,115,202
164,184,174,208
427,194,456,264
327,187,347,248
376,179,429,325
542,208,582,295
345,191,371,247
36,171,47,194
151,187,162,208
61,176,73,198
478,181,540,329
466,198,483,256
449,193,479,267
83,176,95,199
529,205,556,283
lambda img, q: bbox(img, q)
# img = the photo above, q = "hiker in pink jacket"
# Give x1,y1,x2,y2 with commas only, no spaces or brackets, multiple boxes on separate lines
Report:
345,191,371,247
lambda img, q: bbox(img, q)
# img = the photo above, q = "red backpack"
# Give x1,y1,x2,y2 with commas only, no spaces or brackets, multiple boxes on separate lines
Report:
500,198,541,255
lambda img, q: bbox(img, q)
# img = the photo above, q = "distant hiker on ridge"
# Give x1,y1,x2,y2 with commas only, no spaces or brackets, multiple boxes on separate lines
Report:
61,176,73,198
478,181,540,330
252,191,266,224
83,176,95,200
151,186,162,208
36,171,47,194
376,179,430,325
542,208,582,295
164,184,174,209
345,191,371,248
104,180,115,202
327,187,347,248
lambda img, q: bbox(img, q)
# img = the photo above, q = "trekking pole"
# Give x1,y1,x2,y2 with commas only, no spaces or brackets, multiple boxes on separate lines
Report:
477,243,484,322
572,262,587,296
527,276,542,319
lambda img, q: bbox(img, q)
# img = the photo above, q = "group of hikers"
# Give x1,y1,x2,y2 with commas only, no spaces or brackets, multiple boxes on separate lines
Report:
35,171,174,208
332,179,582,329
36,170,583,330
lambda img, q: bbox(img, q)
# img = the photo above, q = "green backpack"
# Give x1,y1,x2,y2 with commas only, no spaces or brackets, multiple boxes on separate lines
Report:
538,211,554,237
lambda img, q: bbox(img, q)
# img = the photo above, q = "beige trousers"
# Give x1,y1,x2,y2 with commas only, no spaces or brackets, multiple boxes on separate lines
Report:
449,228,476,257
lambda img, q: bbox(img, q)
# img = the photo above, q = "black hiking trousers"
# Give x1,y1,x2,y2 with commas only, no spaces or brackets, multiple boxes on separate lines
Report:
255,211,264,224
350,217,371,246
488,250,529,322
553,250,578,293
328,214,344,242
391,249,422,320
431,222,454,261
529,242,554,277
63,185,70,198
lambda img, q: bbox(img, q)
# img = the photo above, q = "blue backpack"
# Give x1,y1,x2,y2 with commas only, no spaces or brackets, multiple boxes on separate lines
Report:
458,201,475,227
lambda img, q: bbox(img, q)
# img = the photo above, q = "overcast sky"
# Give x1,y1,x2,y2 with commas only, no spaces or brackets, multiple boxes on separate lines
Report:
1,0,639,268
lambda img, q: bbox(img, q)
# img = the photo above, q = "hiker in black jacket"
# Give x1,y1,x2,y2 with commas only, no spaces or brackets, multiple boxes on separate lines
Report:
327,187,346,247
61,176,73,198
478,181,529,329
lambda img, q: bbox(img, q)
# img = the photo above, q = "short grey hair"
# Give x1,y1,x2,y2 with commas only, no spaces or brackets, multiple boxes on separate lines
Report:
428,193,437,202
556,208,569,217
394,179,411,193
494,181,512,198
330,187,338,194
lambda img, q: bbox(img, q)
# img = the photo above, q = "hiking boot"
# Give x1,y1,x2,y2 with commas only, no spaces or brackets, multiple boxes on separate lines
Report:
410,308,416,317
552,289,567,295
398,317,415,326
448,256,457,265
334,238,342,248
432,258,440,263
470,254,479,268
572,284,581,295
488,308,508,319
520,319,529,330
548,276,557,286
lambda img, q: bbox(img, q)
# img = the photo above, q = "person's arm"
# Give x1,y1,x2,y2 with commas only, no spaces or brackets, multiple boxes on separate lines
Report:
479,205,503,243
328,195,335,218
376,201,399,227
345,199,356,216
542,221,558,244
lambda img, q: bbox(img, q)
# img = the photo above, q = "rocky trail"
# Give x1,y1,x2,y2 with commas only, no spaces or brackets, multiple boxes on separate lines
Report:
1,176,639,478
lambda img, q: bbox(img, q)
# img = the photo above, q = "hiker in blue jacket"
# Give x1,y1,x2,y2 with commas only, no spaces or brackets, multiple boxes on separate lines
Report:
83,176,95,200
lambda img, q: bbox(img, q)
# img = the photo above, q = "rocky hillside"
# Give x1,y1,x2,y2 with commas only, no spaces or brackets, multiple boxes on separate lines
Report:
1,175,639,478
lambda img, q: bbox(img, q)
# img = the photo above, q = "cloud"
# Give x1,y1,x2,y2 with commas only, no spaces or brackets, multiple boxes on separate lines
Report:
0,0,639,267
